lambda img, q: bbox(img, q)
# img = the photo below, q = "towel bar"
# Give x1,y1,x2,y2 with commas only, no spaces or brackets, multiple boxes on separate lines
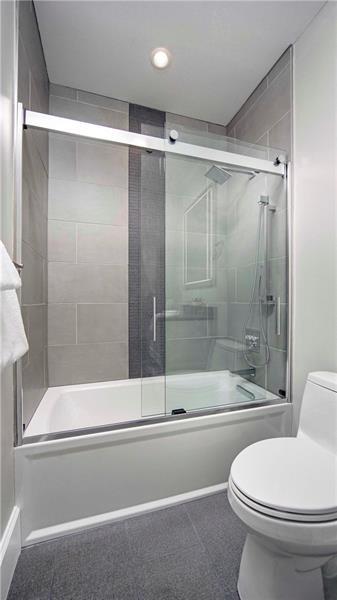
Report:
13,261,23,273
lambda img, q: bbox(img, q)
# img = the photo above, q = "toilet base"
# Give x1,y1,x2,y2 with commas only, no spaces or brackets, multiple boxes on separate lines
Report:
237,534,325,600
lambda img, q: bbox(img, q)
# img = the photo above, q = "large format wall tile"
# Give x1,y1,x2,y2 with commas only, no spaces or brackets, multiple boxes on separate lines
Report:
48,220,76,262
22,176,47,259
48,343,128,386
269,112,291,159
48,304,76,346
48,86,130,386
22,242,45,305
49,134,77,181
235,65,291,145
77,141,128,188
50,95,128,130
166,339,211,374
77,303,128,343
76,223,128,265
48,263,127,303
49,179,127,225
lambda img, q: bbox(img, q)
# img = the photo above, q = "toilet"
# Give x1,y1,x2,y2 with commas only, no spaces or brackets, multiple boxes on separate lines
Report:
228,372,337,600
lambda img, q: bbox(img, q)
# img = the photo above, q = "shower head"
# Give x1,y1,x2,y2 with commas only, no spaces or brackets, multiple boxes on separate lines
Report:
205,165,232,185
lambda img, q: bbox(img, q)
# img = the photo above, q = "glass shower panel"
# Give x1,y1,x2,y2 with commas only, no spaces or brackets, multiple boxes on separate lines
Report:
165,153,287,415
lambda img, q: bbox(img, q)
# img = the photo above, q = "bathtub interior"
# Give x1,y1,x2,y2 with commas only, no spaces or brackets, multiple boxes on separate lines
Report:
23,370,279,439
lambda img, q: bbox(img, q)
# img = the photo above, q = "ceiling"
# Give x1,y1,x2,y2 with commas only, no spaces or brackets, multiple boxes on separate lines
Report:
35,1,324,125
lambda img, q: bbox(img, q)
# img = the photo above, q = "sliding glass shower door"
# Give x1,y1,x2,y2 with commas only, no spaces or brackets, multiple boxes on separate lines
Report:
164,152,288,415
22,106,287,440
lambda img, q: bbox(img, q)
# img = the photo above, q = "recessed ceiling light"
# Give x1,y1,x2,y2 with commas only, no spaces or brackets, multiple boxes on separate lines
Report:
150,47,171,70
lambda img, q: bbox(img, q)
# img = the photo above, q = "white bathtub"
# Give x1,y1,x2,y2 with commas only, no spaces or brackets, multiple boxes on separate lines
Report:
16,372,291,547
24,370,278,438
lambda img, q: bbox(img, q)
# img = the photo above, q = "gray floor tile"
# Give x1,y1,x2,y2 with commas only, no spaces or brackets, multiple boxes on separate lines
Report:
186,492,245,596
125,504,201,561
50,523,136,600
133,545,226,600
51,561,136,600
8,493,244,600
53,522,130,565
7,541,56,600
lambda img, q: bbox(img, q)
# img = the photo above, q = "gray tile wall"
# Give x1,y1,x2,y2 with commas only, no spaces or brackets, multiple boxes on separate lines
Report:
48,85,129,385
129,104,166,379
18,1,49,427
226,48,292,161
226,48,292,395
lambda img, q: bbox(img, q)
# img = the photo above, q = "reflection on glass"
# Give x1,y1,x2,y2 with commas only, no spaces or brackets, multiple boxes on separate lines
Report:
184,189,213,287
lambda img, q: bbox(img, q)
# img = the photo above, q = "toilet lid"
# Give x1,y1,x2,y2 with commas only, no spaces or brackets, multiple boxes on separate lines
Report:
230,437,337,516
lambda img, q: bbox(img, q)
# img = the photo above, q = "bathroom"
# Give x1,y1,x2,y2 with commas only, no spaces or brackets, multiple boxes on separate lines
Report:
0,1,336,599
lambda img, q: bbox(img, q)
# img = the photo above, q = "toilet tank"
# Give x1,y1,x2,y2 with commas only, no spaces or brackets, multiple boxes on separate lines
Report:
297,372,337,454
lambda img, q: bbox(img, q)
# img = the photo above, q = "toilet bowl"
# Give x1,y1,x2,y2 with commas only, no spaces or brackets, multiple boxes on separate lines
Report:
228,371,337,600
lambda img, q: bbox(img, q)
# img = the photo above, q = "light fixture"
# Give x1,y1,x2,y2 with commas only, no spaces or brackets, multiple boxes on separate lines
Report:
150,47,171,69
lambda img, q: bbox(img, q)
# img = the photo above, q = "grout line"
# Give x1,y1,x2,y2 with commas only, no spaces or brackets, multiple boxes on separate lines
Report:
48,340,128,348
52,92,129,116
184,504,208,554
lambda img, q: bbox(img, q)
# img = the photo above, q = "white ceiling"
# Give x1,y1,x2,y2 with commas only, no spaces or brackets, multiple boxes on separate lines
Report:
35,1,324,125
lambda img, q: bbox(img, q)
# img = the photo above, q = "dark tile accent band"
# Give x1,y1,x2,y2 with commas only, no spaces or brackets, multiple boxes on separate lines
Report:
128,105,166,378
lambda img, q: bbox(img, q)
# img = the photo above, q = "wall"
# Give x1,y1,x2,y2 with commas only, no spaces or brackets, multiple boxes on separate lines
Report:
129,104,166,379
48,84,129,385
18,1,49,428
292,2,337,430
0,0,17,539
226,49,292,396
227,48,292,160
0,2,22,596
48,93,229,387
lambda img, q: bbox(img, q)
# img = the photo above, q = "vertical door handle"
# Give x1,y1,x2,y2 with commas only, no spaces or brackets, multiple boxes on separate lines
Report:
276,297,281,336
153,296,157,342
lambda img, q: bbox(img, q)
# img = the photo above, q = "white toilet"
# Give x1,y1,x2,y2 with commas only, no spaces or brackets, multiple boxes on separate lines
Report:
228,372,337,600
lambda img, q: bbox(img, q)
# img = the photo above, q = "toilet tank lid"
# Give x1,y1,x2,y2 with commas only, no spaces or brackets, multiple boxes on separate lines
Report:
308,371,337,392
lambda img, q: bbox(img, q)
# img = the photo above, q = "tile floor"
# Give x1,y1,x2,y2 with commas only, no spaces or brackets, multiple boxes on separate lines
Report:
8,492,245,600
8,491,337,600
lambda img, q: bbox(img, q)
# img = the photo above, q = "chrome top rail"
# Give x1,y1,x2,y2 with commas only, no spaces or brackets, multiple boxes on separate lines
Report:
24,109,285,177
21,397,287,446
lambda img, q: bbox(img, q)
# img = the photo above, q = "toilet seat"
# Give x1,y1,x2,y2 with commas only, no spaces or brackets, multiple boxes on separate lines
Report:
230,437,337,521
229,477,337,522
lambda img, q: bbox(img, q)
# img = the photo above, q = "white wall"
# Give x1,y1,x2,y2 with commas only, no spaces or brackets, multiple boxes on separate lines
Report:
292,2,337,431
1,0,17,535
0,0,21,597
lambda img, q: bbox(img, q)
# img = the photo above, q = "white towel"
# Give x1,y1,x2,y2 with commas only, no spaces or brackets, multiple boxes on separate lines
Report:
0,242,28,369
0,241,21,291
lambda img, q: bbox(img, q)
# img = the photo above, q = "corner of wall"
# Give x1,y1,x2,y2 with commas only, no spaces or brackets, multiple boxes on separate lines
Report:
0,0,21,595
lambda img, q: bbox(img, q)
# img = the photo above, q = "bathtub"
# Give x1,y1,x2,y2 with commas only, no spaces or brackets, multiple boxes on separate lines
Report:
16,371,291,547
24,370,278,438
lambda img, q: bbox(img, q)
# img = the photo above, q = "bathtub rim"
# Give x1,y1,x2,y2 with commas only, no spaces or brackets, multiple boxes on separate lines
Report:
21,397,289,446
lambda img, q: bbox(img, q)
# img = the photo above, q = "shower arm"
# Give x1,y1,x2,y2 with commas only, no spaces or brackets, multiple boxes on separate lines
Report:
218,165,259,180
